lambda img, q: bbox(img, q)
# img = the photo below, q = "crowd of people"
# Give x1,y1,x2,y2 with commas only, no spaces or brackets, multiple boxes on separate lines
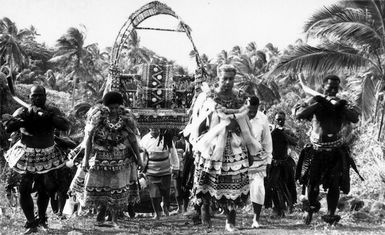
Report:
0,64,361,234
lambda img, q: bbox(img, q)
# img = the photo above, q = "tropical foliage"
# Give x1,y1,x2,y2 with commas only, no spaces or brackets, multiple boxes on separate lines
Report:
0,17,36,73
271,0,385,123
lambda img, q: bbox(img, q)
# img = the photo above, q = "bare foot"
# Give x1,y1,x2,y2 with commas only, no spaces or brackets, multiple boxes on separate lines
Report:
153,213,160,220
304,212,313,225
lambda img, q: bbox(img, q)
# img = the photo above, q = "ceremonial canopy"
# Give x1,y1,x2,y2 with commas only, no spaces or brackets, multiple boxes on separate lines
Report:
105,1,204,129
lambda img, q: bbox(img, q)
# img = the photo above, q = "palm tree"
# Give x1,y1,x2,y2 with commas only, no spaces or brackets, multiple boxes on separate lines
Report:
271,0,385,121
122,29,150,66
49,27,97,105
216,50,233,66
234,48,280,104
230,45,242,58
189,51,217,82
0,17,32,74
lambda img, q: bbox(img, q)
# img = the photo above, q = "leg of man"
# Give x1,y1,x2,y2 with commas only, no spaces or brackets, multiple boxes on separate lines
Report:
200,193,211,227
160,175,171,216
148,177,162,219
36,174,50,229
305,154,323,225
327,183,340,216
96,205,107,224
287,157,297,207
322,152,342,225
224,205,238,232
287,167,297,213
249,172,265,228
182,190,190,212
270,164,285,217
174,174,183,213
19,173,38,233
50,193,58,214
56,167,72,216
150,196,161,219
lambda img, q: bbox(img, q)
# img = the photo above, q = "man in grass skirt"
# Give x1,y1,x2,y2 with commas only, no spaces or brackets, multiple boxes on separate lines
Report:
4,85,70,234
294,75,360,225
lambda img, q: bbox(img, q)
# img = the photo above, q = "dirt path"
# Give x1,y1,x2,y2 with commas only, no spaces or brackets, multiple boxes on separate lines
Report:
1,207,384,235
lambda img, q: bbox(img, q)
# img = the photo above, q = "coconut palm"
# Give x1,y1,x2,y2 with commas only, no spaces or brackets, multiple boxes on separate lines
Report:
0,17,32,73
49,27,101,105
230,45,242,58
216,50,233,66
122,29,150,65
189,50,217,81
271,0,385,121
234,48,280,104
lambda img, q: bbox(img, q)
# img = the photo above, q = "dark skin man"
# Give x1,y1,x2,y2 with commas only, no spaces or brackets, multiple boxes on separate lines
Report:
5,85,70,234
294,75,359,225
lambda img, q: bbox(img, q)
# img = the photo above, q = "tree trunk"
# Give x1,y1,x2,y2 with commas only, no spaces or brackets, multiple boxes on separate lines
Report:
378,102,385,141
72,75,76,107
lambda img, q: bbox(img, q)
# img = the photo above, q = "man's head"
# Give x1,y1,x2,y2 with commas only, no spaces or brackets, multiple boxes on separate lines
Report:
217,64,236,93
30,85,46,107
274,111,286,127
322,75,340,97
149,128,160,138
103,91,123,114
248,96,260,119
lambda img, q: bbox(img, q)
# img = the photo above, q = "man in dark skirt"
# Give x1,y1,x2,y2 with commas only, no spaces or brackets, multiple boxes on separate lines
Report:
294,75,359,225
265,111,298,217
4,85,70,234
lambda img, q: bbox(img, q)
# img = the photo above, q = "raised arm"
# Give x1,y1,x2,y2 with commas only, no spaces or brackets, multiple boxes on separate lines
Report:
294,101,319,120
335,100,359,124
5,107,27,133
295,96,334,120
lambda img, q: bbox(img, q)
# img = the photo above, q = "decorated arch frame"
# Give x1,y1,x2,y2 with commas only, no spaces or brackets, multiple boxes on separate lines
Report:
107,1,205,129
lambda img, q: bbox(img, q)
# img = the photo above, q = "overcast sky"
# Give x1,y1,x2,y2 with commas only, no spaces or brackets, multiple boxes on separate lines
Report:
2,0,338,71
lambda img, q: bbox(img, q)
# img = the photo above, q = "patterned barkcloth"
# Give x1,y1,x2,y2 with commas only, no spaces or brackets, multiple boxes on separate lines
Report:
5,141,66,174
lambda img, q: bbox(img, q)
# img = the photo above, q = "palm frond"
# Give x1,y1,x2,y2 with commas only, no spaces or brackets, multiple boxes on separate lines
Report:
264,43,279,55
216,50,232,65
255,50,267,64
360,75,378,121
344,0,385,34
230,46,242,57
48,51,76,63
234,54,255,75
307,8,382,51
56,27,85,51
304,4,347,32
270,44,374,76
246,42,257,53
0,17,18,35
256,82,280,103
21,41,53,61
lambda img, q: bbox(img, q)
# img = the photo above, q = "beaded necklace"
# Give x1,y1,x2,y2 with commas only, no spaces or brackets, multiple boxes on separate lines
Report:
213,91,243,109
105,116,123,130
